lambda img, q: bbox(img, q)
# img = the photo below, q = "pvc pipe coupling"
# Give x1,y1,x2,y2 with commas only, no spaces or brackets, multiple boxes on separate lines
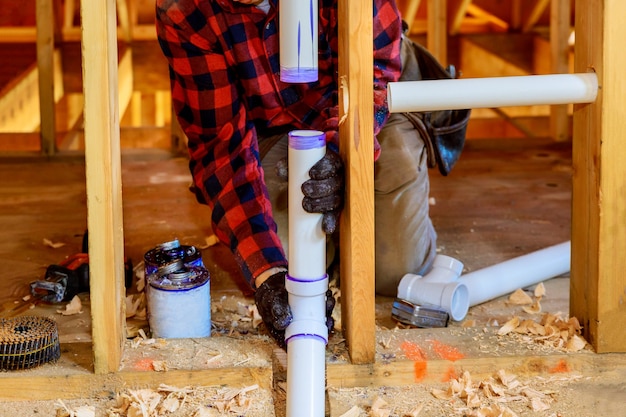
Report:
397,254,469,322
285,274,329,344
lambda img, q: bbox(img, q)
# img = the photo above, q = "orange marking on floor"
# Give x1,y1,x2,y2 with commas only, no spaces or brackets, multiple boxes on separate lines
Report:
133,358,155,371
401,341,428,381
443,366,458,382
430,339,465,361
549,359,570,373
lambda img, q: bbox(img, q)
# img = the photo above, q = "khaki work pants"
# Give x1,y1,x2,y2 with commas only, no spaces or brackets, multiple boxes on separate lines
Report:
260,112,437,297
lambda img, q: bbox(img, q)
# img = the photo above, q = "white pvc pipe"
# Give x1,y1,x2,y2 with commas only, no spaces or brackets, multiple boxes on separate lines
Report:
285,130,328,417
397,255,469,321
462,241,571,306
387,73,598,113
279,0,318,83
397,241,571,321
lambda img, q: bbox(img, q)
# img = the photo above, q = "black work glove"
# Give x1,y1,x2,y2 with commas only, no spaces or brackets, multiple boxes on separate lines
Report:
254,271,292,349
255,272,337,349
276,148,344,234
302,148,344,234
325,289,336,334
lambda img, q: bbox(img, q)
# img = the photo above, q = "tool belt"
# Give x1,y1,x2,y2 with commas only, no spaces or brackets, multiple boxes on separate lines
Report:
399,32,471,176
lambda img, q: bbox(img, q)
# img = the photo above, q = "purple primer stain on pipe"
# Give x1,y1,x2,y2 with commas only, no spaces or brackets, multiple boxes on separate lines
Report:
297,23,302,70
309,0,315,63
286,273,328,283
279,0,318,83
288,130,325,150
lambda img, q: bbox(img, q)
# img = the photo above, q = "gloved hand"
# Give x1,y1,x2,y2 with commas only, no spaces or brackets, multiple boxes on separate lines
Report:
255,271,337,348
275,148,344,234
301,148,344,234
254,271,292,349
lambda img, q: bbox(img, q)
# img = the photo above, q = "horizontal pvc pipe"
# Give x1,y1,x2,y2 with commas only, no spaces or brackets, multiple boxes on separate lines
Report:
387,73,598,113
462,241,571,307
286,130,328,417
280,0,318,83
397,242,571,321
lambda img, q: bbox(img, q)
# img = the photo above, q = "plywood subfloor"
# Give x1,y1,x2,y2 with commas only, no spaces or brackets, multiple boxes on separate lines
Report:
2,137,621,417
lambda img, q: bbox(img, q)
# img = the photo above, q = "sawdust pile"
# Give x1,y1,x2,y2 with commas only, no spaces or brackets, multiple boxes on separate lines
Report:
333,370,584,417
430,369,571,416
56,384,266,417
497,313,587,352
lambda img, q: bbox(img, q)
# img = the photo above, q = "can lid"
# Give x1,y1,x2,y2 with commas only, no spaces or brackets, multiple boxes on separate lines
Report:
149,266,210,291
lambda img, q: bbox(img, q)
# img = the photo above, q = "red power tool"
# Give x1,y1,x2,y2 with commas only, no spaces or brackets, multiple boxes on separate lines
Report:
30,253,133,303
30,253,91,303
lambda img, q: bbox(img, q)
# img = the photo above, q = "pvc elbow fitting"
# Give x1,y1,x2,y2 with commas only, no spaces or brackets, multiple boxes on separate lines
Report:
397,254,469,321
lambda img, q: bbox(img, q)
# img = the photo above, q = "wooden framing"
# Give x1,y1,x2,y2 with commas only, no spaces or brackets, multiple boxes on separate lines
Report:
549,0,572,142
0,0,623,404
338,0,376,364
570,0,626,353
36,0,57,155
80,0,126,373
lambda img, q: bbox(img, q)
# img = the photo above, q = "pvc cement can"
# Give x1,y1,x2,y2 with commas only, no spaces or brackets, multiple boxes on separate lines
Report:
146,266,211,338
143,239,204,276
144,240,211,339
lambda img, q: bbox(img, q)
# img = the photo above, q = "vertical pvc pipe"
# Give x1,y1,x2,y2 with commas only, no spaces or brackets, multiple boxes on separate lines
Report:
285,130,328,417
280,0,318,83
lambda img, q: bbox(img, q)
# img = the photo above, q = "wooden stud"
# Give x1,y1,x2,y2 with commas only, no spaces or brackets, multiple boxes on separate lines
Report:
549,0,572,142
571,0,626,352
36,0,57,155
449,0,472,35
80,0,126,372
399,0,422,32
64,0,76,29
522,0,550,33
338,0,376,364
510,0,522,31
427,0,447,65
116,0,133,42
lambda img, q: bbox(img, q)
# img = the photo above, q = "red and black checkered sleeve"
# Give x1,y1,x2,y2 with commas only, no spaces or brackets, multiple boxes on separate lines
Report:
372,0,403,135
156,1,287,286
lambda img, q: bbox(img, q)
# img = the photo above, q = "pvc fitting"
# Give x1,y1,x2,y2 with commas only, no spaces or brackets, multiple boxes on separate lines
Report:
397,254,469,321
285,274,329,344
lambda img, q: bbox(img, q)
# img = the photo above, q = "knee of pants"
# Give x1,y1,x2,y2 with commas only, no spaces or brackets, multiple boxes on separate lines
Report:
374,114,436,296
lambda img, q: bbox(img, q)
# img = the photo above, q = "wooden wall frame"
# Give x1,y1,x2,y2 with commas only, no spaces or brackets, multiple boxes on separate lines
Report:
0,0,618,402
570,0,626,353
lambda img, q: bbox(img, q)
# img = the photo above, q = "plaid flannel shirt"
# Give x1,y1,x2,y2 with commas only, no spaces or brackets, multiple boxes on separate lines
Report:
156,0,402,286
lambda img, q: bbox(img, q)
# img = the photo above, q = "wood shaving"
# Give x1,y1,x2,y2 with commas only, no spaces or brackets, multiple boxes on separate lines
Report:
106,384,260,417
57,295,83,315
507,289,533,305
497,313,589,351
198,235,220,249
152,360,168,372
522,299,542,314
431,369,556,415
534,282,546,298
339,405,362,417
55,400,96,417
370,396,390,417
44,238,66,249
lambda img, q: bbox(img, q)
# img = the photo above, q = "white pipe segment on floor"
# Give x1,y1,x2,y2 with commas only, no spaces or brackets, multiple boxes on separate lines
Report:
285,130,328,417
462,241,571,307
397,254,469,321
387,73,598,113
397,242,571,321
279,0,318,83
